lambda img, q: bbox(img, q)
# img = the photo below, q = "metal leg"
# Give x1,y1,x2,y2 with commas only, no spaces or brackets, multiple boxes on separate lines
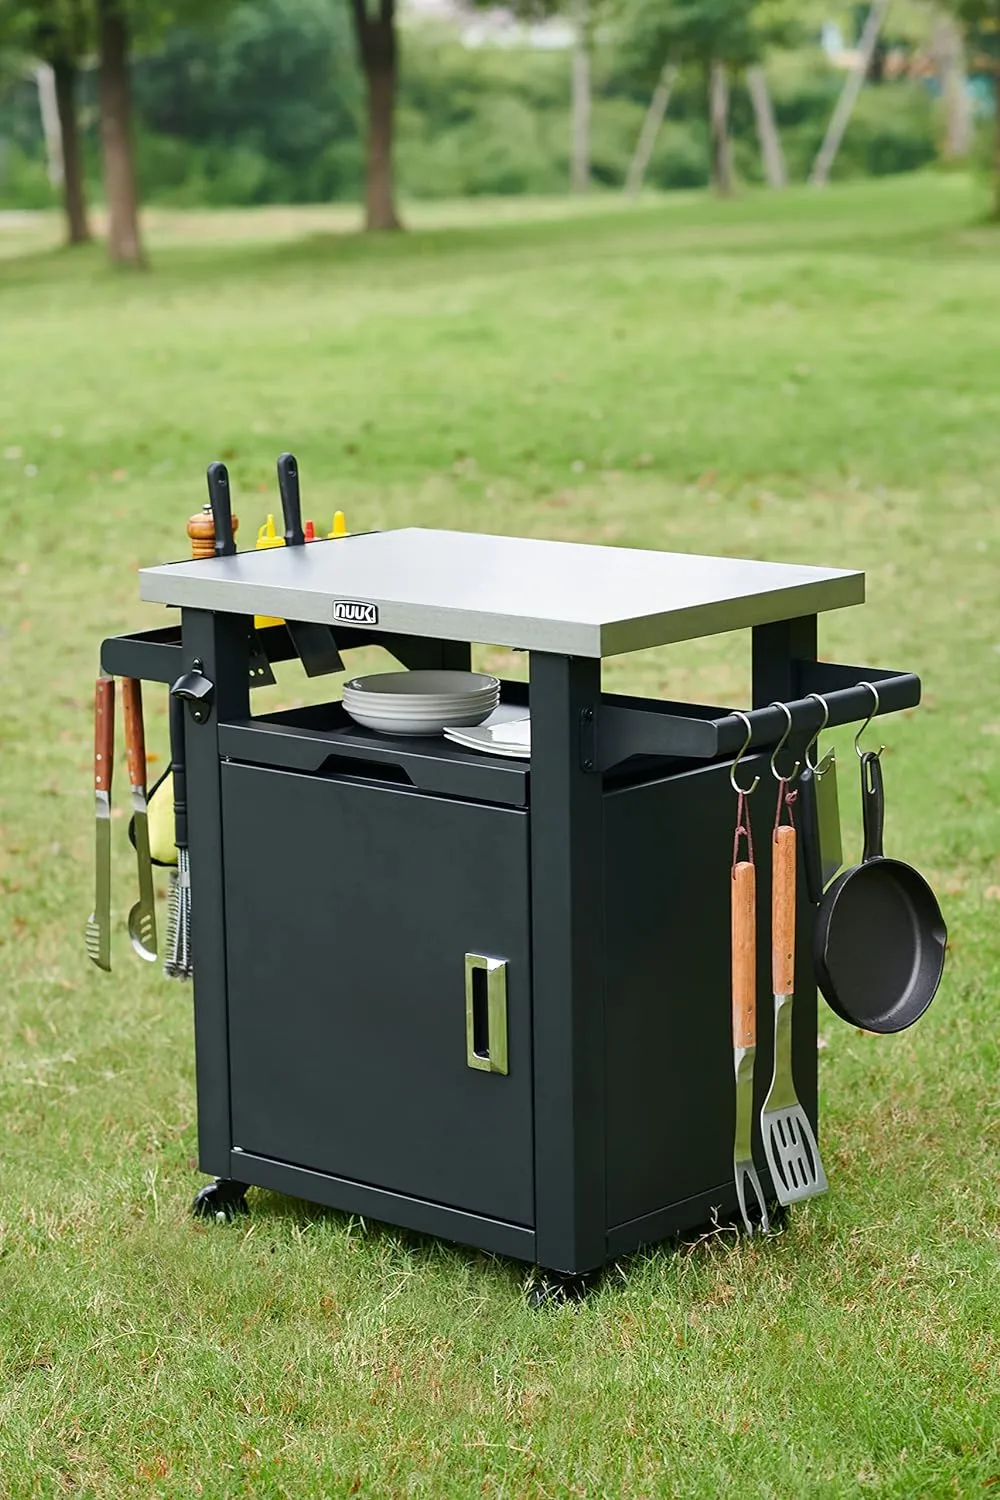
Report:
752,616,817,707
180,608,250,1178
529,653,606,1276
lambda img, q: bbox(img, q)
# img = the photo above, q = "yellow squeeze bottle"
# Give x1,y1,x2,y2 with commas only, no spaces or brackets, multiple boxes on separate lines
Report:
255,514,285,629
329,510,348,538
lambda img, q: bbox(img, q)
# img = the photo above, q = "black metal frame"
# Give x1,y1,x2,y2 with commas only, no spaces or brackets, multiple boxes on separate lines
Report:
98,608,921,1276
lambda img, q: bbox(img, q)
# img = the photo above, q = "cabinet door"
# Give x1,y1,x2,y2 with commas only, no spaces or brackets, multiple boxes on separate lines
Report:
221,764,534,1225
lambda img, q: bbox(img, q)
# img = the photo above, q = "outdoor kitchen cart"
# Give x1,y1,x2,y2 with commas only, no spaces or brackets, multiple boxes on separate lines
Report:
99,517,923,1283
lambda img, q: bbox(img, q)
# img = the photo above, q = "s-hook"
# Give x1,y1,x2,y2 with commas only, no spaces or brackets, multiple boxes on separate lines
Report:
768,701,800,786
730,711,760,797
804,692,830,773
854,681,886,761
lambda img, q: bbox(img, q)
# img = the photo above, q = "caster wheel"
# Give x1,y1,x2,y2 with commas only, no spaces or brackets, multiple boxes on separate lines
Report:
526,1272,592,1308
192,1179,249,1223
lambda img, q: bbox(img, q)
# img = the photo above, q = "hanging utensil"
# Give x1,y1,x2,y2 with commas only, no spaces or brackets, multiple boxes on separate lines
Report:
729,713,769,1235
122,677,158,962
813,729,946,1033
163,691,192,981
760,703,828,1205
85,675,115,972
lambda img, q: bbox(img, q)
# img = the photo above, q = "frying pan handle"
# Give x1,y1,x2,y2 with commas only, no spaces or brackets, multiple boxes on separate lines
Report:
731,860,757,1048
861,751,885,862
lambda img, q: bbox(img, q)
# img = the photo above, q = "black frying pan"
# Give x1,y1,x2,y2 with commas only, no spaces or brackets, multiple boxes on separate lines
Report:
810,751,946,1033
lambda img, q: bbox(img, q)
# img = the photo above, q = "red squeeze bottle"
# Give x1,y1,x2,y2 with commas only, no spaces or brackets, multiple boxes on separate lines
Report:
304,519,316,540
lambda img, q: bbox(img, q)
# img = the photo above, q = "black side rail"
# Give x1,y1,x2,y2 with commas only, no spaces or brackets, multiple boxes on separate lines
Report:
99,622,472,686
596,663,920,773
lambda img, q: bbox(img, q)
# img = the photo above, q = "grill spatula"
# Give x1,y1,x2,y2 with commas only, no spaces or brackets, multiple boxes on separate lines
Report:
731,856,769,1234
760,822,827,1204
85,676,115,972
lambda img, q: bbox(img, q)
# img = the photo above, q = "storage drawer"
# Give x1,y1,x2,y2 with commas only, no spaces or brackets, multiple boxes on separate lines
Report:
221,763,534,1225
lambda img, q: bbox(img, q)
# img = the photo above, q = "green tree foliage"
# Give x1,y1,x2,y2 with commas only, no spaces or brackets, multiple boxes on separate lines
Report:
0,2,942,211
134,0,360,205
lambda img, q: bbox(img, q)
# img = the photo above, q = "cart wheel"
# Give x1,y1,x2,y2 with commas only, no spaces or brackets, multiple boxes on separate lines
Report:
191,1179,250,1223
526,1271,592,1308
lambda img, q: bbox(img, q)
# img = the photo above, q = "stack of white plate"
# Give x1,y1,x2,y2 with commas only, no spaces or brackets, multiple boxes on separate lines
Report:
342,670,500,736
444,705,531,759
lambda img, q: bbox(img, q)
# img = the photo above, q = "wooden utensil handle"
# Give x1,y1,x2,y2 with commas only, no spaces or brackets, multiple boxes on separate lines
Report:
731,859,757,1048
94,676,114,793
121,677,146,791
772,823,797,995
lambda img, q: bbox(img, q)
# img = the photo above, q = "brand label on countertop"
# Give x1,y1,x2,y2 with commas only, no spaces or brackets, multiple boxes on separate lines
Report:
333,600,379,625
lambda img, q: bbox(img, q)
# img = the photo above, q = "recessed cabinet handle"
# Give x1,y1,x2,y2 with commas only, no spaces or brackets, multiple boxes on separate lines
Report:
465,954,508,1075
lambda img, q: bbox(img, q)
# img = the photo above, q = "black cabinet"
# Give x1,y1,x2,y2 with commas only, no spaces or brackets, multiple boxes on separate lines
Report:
217,744,818,1265
221,764,534,1226
101,529,923,1284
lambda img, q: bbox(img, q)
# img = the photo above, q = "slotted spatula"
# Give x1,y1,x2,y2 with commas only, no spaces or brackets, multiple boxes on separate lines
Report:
760,821,827,1204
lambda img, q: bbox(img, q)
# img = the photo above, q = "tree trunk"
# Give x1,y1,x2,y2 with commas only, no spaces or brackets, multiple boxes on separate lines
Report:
97,0,145,266
351,0,401,231
747,64,787,190
624,61,677,198
932,15,972,162
994,63,1000,220
52,56,91,246
570,0,591,193
809,0,892,188
708,60,733,196
35,64,63,187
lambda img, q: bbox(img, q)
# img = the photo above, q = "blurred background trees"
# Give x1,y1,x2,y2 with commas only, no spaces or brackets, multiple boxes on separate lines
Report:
0,0,995,254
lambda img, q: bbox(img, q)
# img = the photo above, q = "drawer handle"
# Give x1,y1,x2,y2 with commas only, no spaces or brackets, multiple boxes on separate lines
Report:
465,954,508,1075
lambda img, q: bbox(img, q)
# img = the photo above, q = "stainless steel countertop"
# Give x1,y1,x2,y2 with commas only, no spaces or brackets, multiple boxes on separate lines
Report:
139,528,864,657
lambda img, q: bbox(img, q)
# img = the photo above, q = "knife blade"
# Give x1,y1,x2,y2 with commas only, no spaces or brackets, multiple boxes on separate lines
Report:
122,677,158,962
85,676,114,972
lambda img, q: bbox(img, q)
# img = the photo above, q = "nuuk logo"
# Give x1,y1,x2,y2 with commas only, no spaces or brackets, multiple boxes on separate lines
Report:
333,599,379,625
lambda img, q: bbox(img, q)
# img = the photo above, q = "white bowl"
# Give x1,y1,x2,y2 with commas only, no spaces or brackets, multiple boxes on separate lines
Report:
344,702,497,737
342,670,500,735
344,671,500,701
344,672,500,735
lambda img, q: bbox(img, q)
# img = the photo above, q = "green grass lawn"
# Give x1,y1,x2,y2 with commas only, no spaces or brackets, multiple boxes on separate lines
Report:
1,174,998,1497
